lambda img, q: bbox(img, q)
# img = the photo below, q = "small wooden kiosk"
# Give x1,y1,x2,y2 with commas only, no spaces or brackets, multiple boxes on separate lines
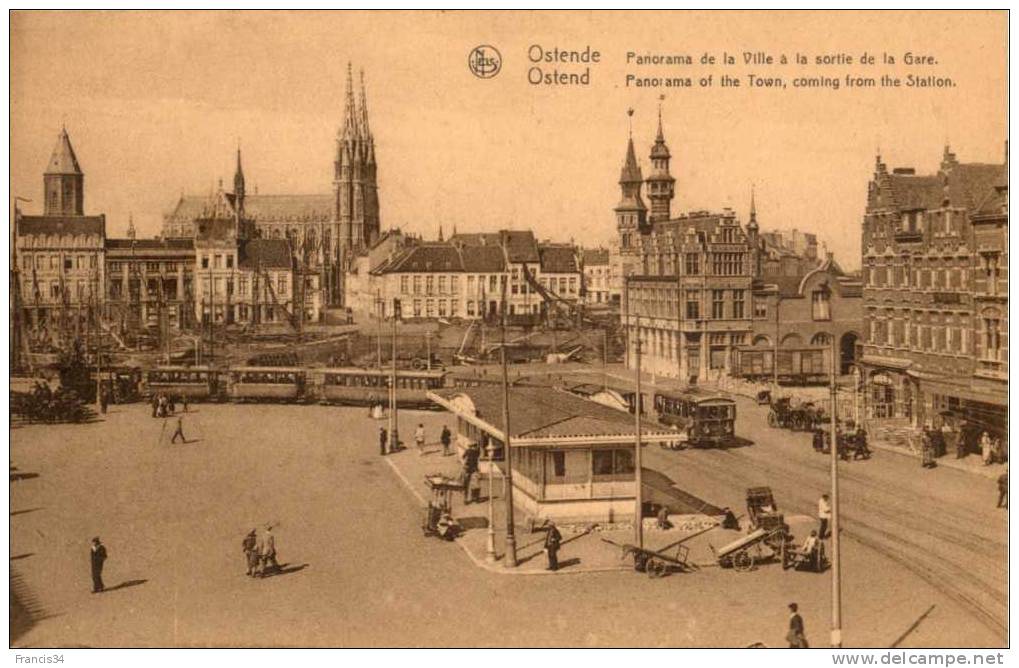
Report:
427,386,676,524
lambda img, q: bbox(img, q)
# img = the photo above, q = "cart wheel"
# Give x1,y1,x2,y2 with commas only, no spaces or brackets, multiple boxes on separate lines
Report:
651,559,668,578
733,550,754,572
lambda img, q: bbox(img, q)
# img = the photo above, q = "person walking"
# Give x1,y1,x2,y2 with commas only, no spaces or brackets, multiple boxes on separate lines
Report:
543,520,562,571
171,414,187,444
415,423,426,456
181,395,189,414
817,493,831,539
997,470,1008,509
461,441,480,505
786,602,808,648
258,525,280,577
921,429,936,468
99,387,108,414
242,529,258,577
981,431,993,466
151,393,159,418
379,427,388,456
90,537,108,594
440,425,452,457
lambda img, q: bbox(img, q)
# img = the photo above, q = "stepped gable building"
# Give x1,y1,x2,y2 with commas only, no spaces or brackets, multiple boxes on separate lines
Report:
858,146,1007,443
14,127,106,349
162,64,380,307
614,111,756,381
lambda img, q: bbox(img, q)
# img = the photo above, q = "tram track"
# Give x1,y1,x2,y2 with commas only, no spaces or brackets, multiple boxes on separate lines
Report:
647,435,1008,641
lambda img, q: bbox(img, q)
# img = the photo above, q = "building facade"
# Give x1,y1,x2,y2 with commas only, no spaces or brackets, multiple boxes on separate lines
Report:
582,248,611,305
14,128,106,350
858,147,1007,441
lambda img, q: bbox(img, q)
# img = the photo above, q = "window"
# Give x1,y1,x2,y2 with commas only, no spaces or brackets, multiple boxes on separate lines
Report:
413,299,422,317
569,277,577,294
226,278,234,297
490,275,498,292
147,262,160,273
981,252,1001,295
451,275,459,295
401,276,409,294
438,276,447,294
711,290,725,319
426,276,435,295
425,299,434,318
438,299,447,317
64,257,73,270
467,300,475,317
754,302,767,318
238,276,248,296
685,290,700,319
413,275,421,294
277,274,287,295
685,253,700,275
226,255,234,269
201,255,209,269
984,316,1002,361
591,449,634,479
550,452,566,478
214,254,223,269
733,290,745,319
467,275,476,292
811,289,831,320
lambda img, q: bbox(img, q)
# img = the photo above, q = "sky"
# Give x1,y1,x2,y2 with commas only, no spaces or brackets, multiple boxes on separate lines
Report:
10,10,1008,270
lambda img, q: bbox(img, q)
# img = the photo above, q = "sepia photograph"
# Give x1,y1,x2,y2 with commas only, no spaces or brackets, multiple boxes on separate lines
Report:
7,9,1009,654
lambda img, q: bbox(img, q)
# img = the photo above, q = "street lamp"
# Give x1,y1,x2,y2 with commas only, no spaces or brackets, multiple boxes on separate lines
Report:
485,439,497,563
828,330,843,648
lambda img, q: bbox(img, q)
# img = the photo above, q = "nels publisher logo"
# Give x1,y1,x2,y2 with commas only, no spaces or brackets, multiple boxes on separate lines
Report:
468,45,502,79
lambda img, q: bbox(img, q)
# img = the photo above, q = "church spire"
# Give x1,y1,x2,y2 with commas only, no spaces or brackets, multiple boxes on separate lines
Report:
43,126,84,215
749,184,757,225
127,213,136,240
359,68,371,141
342,62,359,140
234,144,246,200
647,97,674,222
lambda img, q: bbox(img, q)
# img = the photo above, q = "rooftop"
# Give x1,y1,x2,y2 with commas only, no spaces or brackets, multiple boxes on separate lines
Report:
17,215,104,236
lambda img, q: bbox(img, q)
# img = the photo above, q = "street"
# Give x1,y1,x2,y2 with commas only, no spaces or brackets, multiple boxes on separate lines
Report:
9,398,1007,647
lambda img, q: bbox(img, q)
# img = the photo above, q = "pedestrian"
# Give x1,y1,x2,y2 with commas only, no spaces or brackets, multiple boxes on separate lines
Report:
440,425,452,457
921,430,936,468
817,493,831,539
90,537,107,594
461,441,480,505
812,428,825,453
997,470,1008,509
786,602,808,648
150,393,159,418
543,520,562,571
158,393,168,418
181,395,189,414
99,387,108,414
242,529,258,576
656,506,672,530
258,524,280,576
168,395,176,415
171,414,187,444
415,423,426,456
379,426,388,456
942,421,959,459
367,393,376,417
981,431,993,466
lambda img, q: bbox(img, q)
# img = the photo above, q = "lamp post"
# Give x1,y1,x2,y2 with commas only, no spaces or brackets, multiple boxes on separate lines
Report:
829,332,843,648
485,439,497,563
500,281,517,568
389,299,400,453
634,314,644,550
852,365,861,426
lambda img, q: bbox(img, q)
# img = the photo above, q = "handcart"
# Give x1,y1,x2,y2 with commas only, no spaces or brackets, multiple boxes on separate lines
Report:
600,537,695,578
422,474,463,540
710,527,788,572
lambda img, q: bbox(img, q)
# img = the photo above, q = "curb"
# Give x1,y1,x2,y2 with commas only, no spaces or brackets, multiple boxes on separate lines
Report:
865,440,1003,480
382,455,634,577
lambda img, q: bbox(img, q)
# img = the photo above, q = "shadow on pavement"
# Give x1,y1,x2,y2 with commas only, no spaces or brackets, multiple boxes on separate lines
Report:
104,579,148,593
457,516,489,530
10,508,43,517
262,563,308,578
10,553,34,561
9,472,40,483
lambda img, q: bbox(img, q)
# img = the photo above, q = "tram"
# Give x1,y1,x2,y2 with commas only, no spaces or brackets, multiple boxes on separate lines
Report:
652,388,736,447
144,366,222,401
315,368,447,409
228,367,306,402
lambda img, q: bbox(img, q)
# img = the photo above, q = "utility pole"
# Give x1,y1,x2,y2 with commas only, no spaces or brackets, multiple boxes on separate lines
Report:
208,269,215,365
634,314,644,550
773,296,780,388
500,283,517,567
829,332,843,647
602,327,609,391
376,292,382,370
389,299,400,453
485,439,497,563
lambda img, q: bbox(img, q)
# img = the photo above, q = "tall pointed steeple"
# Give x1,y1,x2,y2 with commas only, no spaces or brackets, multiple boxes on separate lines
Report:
646,97,675,222
615,109,647,255
44,126,84,215
359,68,372,141
127,213,136,240
749,184,758,227
233,144,246,202
341,62,359,140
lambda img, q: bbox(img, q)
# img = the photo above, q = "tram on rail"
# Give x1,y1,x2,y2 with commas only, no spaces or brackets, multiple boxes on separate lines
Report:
652,388,736,447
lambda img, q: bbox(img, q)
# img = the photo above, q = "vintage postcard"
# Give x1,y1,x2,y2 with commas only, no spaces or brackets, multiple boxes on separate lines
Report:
8,9,1008,653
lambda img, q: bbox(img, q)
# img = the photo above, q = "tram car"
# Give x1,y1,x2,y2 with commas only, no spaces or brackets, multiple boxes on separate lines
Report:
314,368,447,409
143,366,222,401
227,367,307,403
733,346,830,385
92,366,143,403
652,388,736,447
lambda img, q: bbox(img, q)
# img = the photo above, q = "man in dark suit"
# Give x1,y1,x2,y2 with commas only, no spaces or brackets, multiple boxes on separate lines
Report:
90,537,107,593
543,520,562,571
379,427,388,456
786,602,808,648
461,441,480,505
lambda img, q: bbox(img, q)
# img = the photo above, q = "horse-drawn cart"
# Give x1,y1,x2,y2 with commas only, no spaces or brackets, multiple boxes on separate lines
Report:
601,537,695,578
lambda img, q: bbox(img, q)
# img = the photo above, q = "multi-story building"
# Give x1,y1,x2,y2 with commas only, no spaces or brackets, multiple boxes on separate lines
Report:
582,248,611,305
739,254,863,381
162,64,379,307
14,128,106,349
858,147,1007,440
615,114,756,382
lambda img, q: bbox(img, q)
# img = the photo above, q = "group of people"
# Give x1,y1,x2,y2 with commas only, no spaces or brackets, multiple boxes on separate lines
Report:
241,525,280,578
920,422,1005,469
811,423,871,460
150,392,187,418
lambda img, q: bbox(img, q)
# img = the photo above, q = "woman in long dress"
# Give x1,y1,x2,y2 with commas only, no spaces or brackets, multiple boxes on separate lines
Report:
981,432,993,465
